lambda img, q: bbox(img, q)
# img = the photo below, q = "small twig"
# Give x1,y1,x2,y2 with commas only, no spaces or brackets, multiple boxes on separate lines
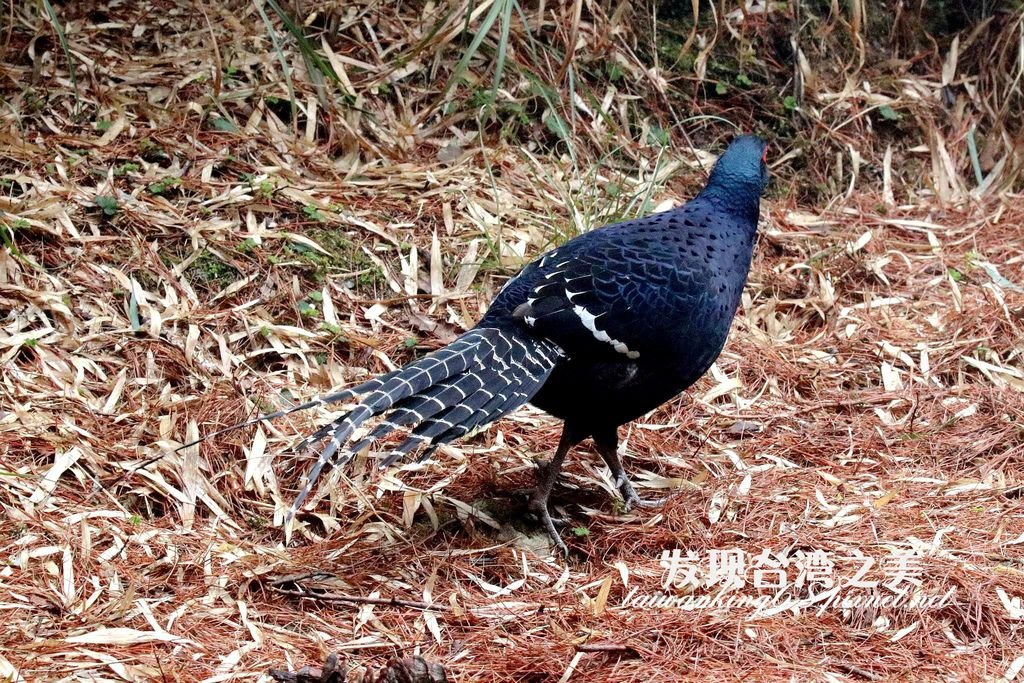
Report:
575,643,642,656
269,652,346,683
354,292,472,307
689,423,715,460
834,662,883,681
906,390,919,433
269,654,447,683
269,574,443,611
275,588,440,611
271,571,336,585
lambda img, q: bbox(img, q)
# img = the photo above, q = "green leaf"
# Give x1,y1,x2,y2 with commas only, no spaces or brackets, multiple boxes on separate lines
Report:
948,267,963,282
572,526,590,537
308,290,324,302
210,116,238,132
95,195,119,216
138,137,164,158
236,238,258,254
647,124,669,147
736,73,753,87
302,204,325,221
715,81,728,95
783,95,798,111
113,162,140,177
1,221,21,257
147,177,180,195
544,112,570,139
128,289,141,330
878,105,902,121
403,336,418,348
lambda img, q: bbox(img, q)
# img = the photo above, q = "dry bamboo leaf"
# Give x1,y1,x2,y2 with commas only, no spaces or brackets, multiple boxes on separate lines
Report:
942,35,960,85
592,575,612,616
28,447,83,505
430,231,444,297
3,6,1023,681
92,117,127,147
707,490,728,524
0,655,24,683
65,627,194,645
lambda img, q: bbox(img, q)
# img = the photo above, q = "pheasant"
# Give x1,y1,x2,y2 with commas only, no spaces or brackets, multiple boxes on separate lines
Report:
201,134,769,551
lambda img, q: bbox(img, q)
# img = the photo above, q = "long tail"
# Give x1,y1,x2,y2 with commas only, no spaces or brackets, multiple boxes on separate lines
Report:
279,325,562,522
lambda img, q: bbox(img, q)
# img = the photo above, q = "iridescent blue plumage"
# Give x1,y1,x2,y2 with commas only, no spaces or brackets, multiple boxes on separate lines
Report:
197,134,769,551
497,134,769,433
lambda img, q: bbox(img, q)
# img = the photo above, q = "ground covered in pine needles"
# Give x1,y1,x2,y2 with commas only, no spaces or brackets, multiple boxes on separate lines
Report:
2,2,1023,681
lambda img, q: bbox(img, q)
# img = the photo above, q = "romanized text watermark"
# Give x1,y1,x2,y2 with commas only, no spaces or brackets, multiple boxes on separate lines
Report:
619,548,957,616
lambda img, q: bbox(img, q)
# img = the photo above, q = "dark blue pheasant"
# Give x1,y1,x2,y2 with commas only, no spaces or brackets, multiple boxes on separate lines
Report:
201,135,769,551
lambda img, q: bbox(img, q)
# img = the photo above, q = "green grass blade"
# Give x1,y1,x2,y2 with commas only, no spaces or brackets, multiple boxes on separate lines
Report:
253,0,298,127
40,0,79,109
489,0,515,105
442,0,505,104
630,143,667,217
265,0,340,84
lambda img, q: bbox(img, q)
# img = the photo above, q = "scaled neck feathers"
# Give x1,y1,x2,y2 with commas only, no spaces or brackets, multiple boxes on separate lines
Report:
695,171,763,226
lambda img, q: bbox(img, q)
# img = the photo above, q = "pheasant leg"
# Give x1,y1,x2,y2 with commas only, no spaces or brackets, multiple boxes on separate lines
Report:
528,427,581,554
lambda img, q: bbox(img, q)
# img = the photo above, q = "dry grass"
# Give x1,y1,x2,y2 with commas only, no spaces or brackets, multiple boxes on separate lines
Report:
1,1,1023,681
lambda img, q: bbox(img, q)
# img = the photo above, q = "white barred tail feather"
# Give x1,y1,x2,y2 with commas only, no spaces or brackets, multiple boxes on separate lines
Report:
185,135,768,550
285,325,563,523
183,375,392,447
